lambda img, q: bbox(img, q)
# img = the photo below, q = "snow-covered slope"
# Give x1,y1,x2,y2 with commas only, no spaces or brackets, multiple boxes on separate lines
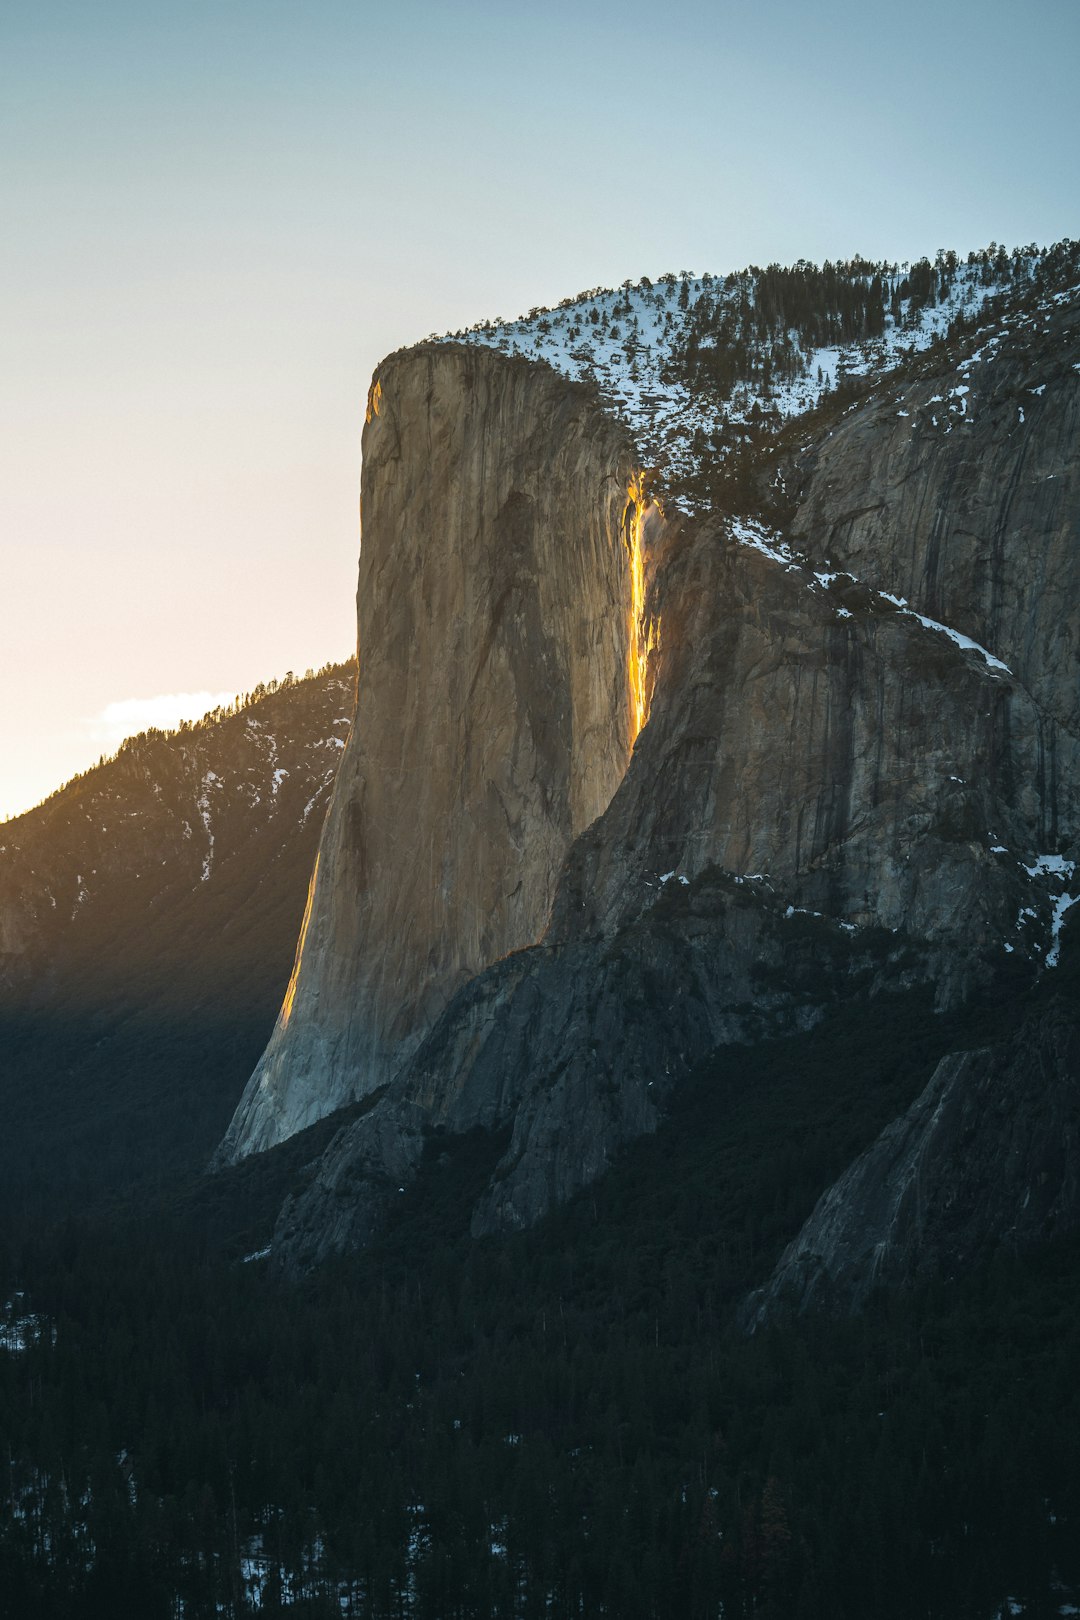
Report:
442,243,1078,499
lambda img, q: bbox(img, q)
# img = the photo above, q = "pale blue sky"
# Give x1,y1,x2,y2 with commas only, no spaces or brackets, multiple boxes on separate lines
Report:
3,0,1077,816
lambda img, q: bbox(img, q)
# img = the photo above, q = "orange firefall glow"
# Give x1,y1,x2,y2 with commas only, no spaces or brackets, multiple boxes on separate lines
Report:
279,853,319,1027
625,472,661,743
366,378,383,423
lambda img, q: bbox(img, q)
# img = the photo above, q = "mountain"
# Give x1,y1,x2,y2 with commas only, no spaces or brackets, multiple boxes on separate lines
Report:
0,662,354,1217
3,242,1080,1619
208,241,1080,1290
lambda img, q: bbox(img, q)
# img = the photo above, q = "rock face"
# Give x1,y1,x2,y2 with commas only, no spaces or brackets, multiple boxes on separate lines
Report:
272,493,1078,1268
273,880,889,1268
548,524,1076,976
741,1000,1080,1326
213,275,1080,1278
786,288,1080,751
218,345,644,1163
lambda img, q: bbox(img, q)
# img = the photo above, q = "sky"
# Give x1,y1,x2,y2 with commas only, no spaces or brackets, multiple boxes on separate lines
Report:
2,0,1078,820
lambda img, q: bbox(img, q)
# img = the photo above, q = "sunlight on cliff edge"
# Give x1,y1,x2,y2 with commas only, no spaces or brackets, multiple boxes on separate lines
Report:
274,468,657,1039
279,852,320,1028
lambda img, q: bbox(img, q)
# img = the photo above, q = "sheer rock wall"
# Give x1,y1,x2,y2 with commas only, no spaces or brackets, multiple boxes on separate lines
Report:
218,346,640,1162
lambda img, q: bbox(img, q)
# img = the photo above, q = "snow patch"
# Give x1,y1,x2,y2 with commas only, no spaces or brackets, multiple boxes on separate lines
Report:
1014,855,1078,968
1,1294,54,1354
907,611,1011,674
195,771,221,881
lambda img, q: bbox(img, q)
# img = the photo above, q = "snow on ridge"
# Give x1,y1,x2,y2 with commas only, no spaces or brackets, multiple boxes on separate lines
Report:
728,517,798,569
441,253,1066,500
451,275,708,484
1022,855,1079,970
1047,887,1080,968
1023,853,1074,878
904,609,1011,674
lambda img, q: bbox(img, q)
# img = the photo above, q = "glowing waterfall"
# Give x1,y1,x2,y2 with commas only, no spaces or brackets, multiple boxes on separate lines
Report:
625,472,661,744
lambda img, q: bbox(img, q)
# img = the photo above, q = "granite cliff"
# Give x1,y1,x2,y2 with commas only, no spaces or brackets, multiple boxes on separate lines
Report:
218,346,648,1162
213,246,1080,1287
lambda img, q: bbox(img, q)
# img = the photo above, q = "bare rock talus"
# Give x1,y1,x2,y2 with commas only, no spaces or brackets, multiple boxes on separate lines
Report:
217,346,643,1162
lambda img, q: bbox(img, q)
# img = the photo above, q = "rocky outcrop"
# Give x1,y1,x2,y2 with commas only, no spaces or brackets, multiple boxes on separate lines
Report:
274,879,901,1269
742,1000,1080,1326
218,346,645,1163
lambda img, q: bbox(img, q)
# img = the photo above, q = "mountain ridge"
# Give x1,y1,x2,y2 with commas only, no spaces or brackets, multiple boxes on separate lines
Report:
0,661,354,1217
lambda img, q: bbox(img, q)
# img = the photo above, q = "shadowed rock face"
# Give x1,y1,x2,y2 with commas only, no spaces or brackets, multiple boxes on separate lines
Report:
786,292,1080,747
218,345,643,1163
547,528,1077,978
741,1003,1080,1328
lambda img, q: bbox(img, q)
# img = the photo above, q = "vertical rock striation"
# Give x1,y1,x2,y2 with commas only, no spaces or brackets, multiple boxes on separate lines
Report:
218,346,645,1162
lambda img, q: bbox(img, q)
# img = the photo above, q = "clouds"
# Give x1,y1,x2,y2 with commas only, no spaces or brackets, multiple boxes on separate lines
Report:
88,690,238,751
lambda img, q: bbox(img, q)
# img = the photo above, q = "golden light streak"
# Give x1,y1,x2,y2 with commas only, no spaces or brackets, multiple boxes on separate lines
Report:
279,853,319,1027
625,472,661,743
366,378,383,423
